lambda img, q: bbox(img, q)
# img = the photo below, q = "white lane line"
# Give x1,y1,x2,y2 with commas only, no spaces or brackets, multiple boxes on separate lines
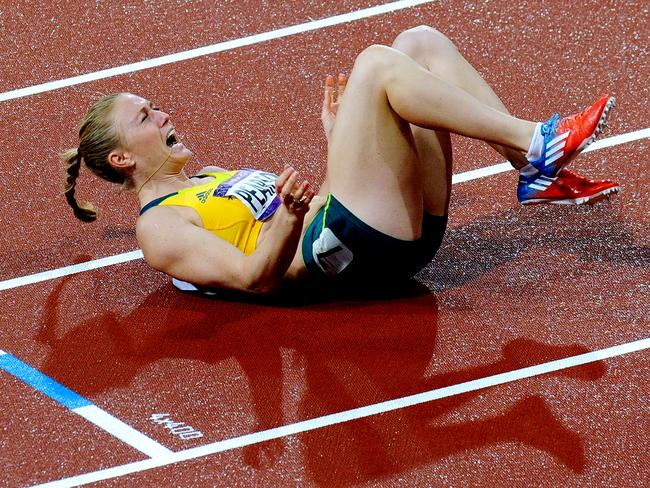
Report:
583,127,650,153
74,406,172,458
451,162,512,184
0,0,437,103
0,250,143,291
1,126,648,293
34,337,650,488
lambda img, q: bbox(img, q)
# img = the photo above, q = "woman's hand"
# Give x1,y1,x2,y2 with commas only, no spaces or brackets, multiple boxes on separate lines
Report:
275,166,314,217
321,73,347,143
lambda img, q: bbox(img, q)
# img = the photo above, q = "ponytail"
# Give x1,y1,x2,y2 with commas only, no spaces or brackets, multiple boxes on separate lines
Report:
61,147,99,222
62,93,125,223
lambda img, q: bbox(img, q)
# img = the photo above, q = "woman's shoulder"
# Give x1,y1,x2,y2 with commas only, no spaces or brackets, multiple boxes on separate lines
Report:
195,165,229,175
136,202,202,236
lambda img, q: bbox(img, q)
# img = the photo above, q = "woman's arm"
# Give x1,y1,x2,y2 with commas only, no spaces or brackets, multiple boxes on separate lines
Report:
137,167,313,294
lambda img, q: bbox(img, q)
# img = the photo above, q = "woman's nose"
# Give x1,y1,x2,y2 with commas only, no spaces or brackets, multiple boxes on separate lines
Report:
157,110,170,127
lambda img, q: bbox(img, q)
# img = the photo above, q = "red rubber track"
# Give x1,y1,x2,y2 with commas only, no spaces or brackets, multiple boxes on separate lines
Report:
0,0,384,92
1,1,648,486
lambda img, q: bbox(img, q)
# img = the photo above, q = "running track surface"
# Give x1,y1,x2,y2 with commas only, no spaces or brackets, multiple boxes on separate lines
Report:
1,1,648,486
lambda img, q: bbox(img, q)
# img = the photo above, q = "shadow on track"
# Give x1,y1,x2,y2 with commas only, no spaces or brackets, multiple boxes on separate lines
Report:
421,200,648,291
37,272,605,481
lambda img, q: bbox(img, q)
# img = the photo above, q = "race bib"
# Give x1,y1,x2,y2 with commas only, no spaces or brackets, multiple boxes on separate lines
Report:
214,169,280,221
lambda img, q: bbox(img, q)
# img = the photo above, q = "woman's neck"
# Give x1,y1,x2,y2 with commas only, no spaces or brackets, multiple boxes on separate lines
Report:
137,170,194,207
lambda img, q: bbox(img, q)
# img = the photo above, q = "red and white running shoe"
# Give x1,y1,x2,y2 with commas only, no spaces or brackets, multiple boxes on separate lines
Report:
528,95,616,177
518,168,620,205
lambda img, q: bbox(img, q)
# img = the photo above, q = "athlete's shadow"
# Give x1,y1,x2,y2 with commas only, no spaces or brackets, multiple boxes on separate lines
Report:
37,266,605,480
35,271,428,467
422,201,648,290
279,288,606,484
36,272,289,465
295,334,604,486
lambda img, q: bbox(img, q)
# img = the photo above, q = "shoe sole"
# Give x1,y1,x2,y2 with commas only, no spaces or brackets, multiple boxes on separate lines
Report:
553,96,617,175
521,185,620,205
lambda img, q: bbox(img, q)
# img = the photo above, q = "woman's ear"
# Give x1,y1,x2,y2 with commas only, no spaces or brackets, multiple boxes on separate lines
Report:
108,150,135,170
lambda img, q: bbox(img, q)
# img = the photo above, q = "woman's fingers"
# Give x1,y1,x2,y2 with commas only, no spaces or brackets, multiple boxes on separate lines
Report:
323,74,347,112
292,180,310,202
275,166,294,194
287,182,314,213
336,73,347,103
282,171,298,198
277,167,299,199
323,75,335,112
275,167,313,213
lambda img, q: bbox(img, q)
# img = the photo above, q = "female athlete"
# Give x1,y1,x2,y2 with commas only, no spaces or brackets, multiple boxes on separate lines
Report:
62,26,617,294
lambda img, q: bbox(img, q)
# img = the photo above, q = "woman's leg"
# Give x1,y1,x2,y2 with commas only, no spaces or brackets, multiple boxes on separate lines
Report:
325,43,536,239
392,26,529,168
388,26,530,216
389,26,618,210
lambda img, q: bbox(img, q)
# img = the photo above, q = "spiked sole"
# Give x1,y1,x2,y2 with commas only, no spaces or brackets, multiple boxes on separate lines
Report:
520,185,620,205
576,96,617,152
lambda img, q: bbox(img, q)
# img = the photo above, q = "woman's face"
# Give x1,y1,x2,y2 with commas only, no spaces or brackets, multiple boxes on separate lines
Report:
111,93,192,171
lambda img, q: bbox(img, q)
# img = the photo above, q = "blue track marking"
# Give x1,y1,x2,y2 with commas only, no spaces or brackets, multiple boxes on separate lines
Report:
0,351,91,409
0,349,172,458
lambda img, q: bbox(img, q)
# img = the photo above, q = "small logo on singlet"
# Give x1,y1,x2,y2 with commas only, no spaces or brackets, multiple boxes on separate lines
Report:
196,191,210,204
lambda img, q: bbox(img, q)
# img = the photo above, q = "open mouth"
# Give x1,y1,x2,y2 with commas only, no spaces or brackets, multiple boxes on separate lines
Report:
165,128,179,147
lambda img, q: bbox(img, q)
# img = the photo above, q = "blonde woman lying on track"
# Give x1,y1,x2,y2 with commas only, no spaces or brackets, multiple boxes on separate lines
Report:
62,26,618,295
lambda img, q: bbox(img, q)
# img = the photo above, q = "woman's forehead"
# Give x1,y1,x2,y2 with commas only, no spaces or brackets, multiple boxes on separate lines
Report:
116,93,148,110
112,93,149,123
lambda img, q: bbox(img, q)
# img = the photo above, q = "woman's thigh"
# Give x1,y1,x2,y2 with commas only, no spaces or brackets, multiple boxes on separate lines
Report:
391,27,454,217
323,46,424,241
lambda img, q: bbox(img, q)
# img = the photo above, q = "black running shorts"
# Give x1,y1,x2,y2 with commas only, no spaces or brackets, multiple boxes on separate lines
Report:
302,194,447,285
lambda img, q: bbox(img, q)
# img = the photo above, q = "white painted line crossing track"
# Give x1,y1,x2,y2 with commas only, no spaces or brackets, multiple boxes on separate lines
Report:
0,250,144,292
0,350,171,459
33,337,650,488
74,406,172,458
0,0,438,103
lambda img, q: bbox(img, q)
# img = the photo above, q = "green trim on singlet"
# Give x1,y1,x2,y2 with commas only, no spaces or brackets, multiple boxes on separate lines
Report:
140,192,179,215
138,174,217,216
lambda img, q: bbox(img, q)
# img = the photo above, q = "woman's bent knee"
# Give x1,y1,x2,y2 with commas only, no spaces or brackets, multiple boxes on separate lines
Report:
351,44,398,81
392,25,458,60
355,44,394,66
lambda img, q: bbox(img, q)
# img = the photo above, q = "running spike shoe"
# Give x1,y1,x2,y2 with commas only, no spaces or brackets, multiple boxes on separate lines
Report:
558,169,620,201
528,95,616,177
517,169,620,205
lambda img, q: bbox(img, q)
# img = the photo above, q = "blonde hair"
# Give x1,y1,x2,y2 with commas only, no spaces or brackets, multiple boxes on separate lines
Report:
61,93,127,222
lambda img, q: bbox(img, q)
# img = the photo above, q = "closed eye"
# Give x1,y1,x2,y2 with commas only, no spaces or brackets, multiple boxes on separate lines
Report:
140,104,161,123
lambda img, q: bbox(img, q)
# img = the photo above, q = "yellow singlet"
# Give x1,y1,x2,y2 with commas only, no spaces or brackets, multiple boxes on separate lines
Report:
139,169,280,255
